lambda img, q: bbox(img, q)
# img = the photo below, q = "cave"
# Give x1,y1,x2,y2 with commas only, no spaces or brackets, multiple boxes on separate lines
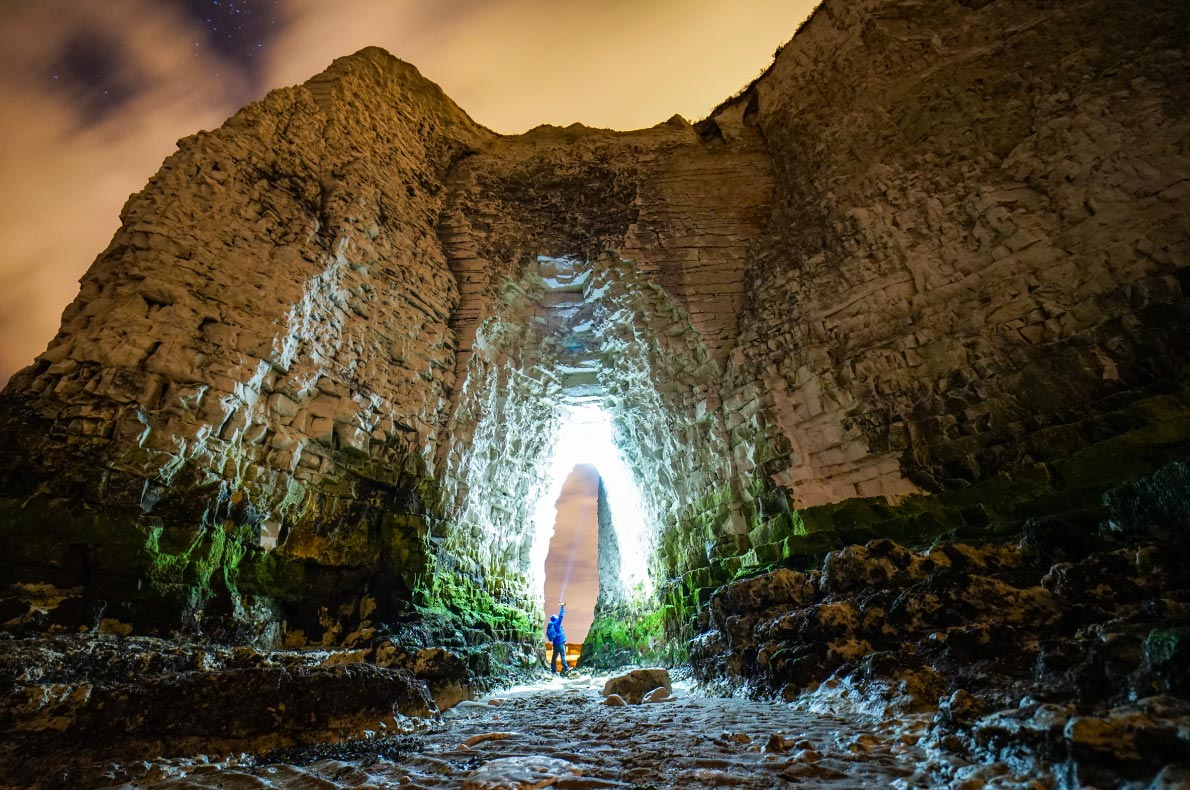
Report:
2,0,1190,787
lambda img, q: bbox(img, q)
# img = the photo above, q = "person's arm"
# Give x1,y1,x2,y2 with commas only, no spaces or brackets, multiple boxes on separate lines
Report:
558,603,565,624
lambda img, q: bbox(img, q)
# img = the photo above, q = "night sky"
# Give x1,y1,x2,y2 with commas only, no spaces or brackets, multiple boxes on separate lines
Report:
0,0,816,635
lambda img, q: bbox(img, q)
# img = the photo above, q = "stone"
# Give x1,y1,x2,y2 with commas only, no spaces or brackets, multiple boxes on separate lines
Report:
465,732,516,747
934,690,989,731
462,756,579,790
762,733,787,752
602,669,672,705
600,694,627,707
0,634,437,785
642,686,673,704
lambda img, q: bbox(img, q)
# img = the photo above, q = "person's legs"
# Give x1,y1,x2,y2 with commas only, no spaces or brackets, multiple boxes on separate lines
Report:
552,640,567,673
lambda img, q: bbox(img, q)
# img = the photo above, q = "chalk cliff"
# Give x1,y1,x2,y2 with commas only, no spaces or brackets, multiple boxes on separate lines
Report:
0,0,1187,677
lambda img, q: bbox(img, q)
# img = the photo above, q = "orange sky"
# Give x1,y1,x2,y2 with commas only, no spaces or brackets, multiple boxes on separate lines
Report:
0,0,816,384
543,464,601,642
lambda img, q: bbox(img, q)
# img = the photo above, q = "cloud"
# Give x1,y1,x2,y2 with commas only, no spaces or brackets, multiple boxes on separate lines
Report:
0,0,262,383
267,0,811,133
0,0,816,384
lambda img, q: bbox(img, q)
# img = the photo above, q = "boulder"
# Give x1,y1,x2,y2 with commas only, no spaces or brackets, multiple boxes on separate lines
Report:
602,668,672,705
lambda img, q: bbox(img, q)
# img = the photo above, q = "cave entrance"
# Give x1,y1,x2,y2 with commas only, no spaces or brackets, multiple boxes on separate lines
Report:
530,405,652,620
542,464,599,668
534,405,652,670
440,254,731,653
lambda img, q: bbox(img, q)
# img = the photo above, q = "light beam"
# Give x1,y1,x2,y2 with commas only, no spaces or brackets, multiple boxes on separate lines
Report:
532,405,652,609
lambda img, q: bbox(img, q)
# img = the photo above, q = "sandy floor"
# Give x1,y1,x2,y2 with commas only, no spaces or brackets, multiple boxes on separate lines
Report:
106,673,939,789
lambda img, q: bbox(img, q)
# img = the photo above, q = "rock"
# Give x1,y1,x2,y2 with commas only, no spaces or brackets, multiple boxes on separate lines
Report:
713,568,816,618
465,732,516,747
934,690,989,731
602,669,672,705
642,686,673,704
371,642,473,710
1135,626,1190,696
600,694,627,707
762,733,787,752
462,756,579,790
1104,461,1190,540
1064,697,1190,767
0,634,437,786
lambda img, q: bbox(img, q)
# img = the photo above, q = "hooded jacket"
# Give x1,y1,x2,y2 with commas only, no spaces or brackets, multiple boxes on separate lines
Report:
547,605,566,643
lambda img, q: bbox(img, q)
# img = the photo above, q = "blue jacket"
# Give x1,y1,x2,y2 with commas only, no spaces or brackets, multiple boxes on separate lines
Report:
547,605,566,643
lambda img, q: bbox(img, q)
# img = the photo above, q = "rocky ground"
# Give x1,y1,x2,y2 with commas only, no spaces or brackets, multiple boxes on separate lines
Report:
690,474,1190,789
2,633,1188,789
71,673,938,790
37,667,1189,790
0,632,523,789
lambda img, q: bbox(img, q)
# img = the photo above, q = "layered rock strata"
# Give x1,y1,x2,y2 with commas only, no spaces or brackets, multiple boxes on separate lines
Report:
0,0,1186,693
0,50,499,649
690,462,1190,786
719,0,1190,568
0,633,446,788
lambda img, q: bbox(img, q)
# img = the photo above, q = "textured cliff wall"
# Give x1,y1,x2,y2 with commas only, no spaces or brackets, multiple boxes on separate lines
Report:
433,120,772,659
0,48,492,644
715,0,1190,577
1,0,1188,670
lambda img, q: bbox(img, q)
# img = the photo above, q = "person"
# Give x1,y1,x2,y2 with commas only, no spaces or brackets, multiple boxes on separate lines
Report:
547,602,567,674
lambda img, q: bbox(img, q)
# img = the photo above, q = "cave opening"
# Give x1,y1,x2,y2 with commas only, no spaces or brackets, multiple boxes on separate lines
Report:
533,405,651,623
439,252,733,664
542,463,598,668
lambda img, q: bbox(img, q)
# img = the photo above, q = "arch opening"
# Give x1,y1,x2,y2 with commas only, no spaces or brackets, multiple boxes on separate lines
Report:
437,253,738,664
541,464,599,669
532,405,652,614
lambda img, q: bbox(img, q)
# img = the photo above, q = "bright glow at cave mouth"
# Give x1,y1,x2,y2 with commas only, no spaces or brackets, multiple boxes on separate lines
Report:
531,405,653,605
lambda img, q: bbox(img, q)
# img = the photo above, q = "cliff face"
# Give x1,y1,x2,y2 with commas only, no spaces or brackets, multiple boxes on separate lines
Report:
0,49,493,645
719,0,1190,569
1,0,1188,672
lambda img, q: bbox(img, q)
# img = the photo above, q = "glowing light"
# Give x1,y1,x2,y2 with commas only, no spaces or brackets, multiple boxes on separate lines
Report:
531,405,652,606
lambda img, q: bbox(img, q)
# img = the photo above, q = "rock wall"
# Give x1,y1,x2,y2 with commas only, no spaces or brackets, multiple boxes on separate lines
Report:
0,49,493,645
714,0,1190,578
1,0,1188,677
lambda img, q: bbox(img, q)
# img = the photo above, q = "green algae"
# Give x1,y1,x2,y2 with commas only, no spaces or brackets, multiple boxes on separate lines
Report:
580,605,673,668
1141,626,1190,694
414,555,537,641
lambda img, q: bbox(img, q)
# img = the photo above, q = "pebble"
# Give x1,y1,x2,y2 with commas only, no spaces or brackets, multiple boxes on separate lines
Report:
464,732,516,747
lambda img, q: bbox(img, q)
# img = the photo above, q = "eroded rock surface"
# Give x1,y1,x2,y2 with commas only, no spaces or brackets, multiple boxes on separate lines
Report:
691,473,1190,787
601,668,672,705
0,634,448,788
1,0,1187,663
0,0,1188,785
